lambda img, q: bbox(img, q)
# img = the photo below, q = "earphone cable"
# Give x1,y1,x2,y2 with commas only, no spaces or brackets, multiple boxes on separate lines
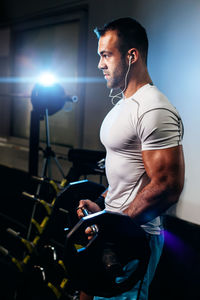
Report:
109,58,132,105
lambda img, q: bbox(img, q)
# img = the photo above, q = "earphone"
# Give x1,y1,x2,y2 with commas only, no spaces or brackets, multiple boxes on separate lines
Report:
129,52,135,63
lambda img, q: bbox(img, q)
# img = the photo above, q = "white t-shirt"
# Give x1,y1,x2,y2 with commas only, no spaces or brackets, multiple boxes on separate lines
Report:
100,84,183,234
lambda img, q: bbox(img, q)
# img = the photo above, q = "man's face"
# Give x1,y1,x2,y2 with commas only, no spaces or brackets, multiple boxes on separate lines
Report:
97,30,127,89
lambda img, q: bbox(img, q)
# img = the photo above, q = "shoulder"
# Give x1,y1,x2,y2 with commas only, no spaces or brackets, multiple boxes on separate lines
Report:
131,85,180,119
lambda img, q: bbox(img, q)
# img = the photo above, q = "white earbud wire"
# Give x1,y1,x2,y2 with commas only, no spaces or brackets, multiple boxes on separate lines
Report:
109,57,132,105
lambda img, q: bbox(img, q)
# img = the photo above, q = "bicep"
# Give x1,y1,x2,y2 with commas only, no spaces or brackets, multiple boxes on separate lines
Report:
142,145,185,193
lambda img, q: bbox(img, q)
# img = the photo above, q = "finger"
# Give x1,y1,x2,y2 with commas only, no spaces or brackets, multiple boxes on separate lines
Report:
76,207,84,218
85,227,93,235
85,227,94,240
79,199,89,208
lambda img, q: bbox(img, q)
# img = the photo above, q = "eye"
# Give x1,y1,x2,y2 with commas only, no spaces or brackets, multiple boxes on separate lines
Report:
102,53,110,59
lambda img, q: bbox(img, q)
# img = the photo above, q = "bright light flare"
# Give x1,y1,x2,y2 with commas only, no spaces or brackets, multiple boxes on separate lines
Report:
37,72,57,87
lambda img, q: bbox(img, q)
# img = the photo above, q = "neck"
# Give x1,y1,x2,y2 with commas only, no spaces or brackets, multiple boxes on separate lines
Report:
123,64,152,98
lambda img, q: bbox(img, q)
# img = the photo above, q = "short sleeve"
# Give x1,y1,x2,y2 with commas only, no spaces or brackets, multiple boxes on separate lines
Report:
137,108,183,151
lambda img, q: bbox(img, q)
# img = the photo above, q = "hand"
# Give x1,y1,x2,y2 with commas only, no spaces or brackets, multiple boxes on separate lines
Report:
77,199,101,240
77,199,101,219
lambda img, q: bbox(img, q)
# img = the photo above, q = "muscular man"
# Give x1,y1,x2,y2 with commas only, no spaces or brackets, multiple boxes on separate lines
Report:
77,18,185,300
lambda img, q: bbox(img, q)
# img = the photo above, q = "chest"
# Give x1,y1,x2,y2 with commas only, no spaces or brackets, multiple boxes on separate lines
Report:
100,101,141,151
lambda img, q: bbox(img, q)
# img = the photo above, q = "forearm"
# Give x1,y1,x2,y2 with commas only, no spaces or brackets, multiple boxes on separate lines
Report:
123,181,181,225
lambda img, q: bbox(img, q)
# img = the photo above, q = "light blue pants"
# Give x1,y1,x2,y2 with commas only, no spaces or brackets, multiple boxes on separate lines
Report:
94,232,164,300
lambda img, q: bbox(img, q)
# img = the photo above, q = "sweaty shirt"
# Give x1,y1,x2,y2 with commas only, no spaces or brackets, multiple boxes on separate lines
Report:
100,83,183,234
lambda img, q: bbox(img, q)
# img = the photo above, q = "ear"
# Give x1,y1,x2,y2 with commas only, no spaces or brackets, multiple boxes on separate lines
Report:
127,48,138,64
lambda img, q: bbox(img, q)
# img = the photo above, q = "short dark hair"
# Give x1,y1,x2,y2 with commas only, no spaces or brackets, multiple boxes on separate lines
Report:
94,17,148,64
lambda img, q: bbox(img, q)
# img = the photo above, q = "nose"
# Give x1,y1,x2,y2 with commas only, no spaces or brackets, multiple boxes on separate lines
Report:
98,57,106,70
